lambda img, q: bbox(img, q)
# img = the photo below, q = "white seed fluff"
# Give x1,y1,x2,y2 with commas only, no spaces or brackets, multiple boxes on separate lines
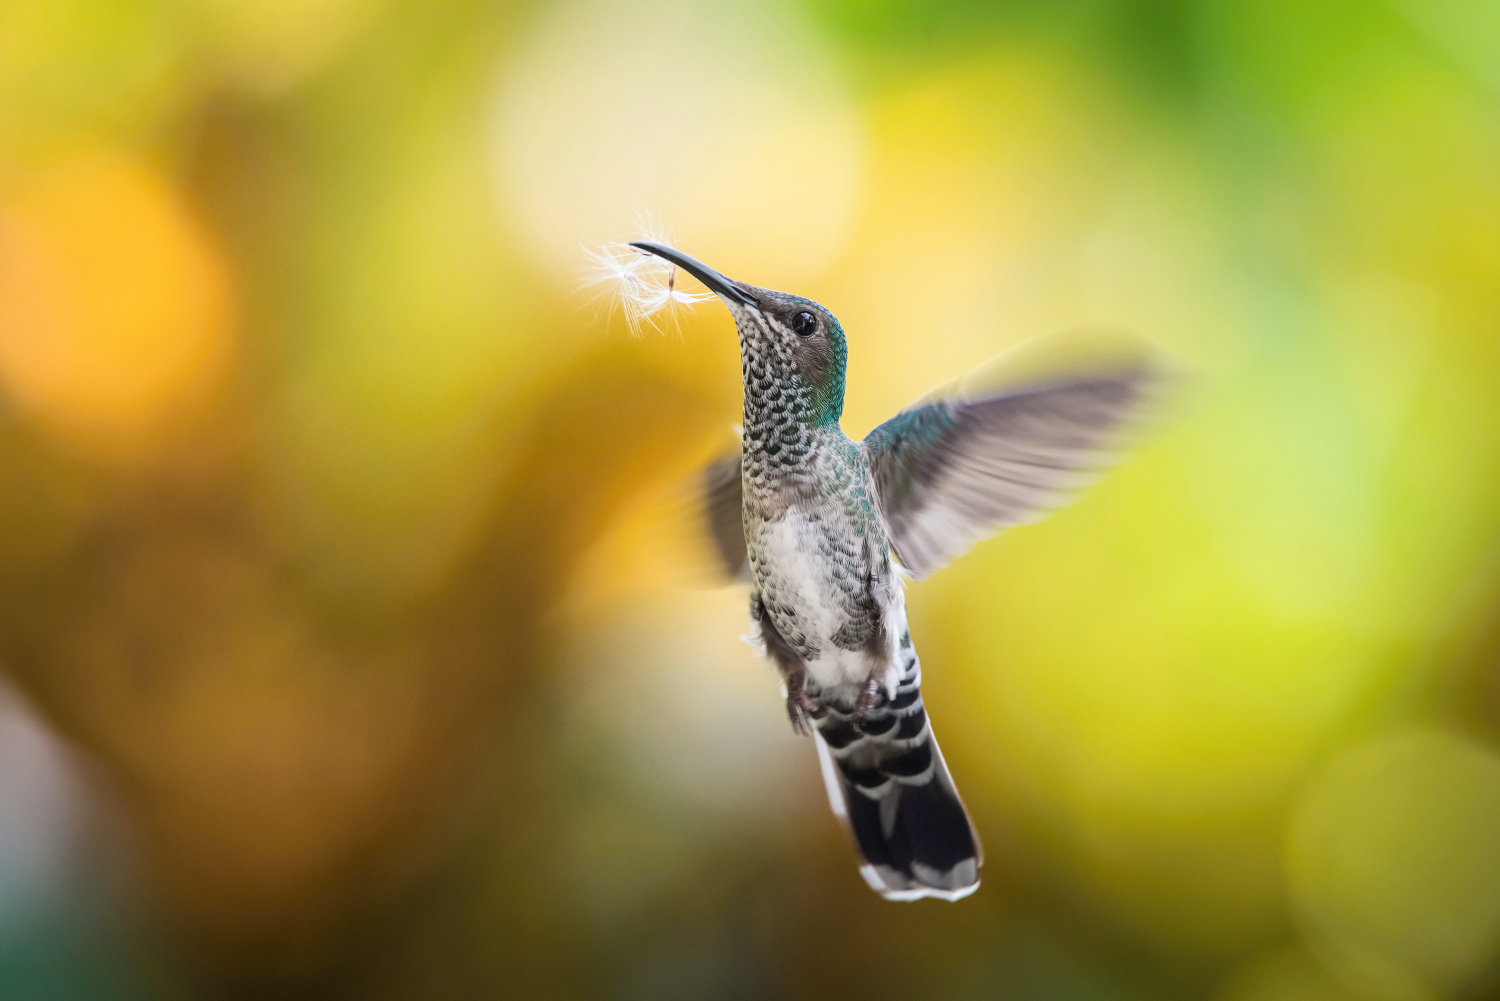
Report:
583,238,714,335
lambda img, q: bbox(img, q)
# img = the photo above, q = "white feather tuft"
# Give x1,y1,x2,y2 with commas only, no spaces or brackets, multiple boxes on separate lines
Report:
740,609,766,657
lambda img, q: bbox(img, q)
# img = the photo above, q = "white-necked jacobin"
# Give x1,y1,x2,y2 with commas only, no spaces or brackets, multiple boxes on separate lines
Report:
632,241,1157,902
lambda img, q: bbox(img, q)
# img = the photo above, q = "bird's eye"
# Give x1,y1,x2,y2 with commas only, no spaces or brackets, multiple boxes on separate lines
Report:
790,310,817,337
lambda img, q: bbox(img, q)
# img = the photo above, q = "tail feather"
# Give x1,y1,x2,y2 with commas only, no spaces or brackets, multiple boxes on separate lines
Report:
812,650,981,901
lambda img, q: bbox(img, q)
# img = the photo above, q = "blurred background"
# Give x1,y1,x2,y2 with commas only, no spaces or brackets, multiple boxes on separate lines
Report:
0,0,1498,998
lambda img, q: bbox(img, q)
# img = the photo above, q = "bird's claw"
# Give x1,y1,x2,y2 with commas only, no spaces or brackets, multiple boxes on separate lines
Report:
852,678,883,719
787,690,823,735
785,672,822,736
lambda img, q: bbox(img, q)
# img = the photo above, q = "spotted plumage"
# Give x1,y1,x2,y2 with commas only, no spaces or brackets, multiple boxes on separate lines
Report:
630,242,1158,901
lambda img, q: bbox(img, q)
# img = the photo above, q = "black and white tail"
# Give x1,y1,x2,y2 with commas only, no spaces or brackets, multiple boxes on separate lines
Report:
812,642,981,900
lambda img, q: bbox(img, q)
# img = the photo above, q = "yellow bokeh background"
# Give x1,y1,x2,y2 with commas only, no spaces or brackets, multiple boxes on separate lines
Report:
0,0,1497,998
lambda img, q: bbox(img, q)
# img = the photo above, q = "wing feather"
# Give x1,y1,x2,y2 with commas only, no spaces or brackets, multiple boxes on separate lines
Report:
863,357,1159,578
701,448,749,582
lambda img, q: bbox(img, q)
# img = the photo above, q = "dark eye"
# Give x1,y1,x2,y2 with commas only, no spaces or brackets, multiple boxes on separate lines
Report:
790,310,817,337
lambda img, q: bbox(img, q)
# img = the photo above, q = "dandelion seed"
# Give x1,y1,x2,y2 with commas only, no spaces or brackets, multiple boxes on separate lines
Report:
583,234,714,335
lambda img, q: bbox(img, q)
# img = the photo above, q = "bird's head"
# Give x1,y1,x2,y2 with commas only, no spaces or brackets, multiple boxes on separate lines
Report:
630,241,847,426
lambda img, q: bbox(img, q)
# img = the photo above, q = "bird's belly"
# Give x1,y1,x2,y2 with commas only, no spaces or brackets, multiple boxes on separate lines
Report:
751,511,899,695
803,644,879,695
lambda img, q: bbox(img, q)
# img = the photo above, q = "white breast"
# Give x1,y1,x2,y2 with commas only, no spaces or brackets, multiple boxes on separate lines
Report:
753,511,905,696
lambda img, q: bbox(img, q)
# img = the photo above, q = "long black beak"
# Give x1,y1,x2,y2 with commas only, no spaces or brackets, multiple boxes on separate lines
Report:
629,241,756,307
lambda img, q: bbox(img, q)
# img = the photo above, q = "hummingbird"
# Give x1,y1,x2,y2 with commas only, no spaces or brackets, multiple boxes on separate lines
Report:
629,241,1157,902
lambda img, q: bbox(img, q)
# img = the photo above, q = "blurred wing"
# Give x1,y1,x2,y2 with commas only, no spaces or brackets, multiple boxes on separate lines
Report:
702,448,749,582
863,362,1157,579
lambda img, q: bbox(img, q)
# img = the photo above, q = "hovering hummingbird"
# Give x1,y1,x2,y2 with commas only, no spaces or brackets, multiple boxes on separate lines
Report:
628,241,1158,902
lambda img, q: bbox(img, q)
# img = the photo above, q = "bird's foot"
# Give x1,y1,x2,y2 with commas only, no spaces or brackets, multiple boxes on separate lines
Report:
852,678,883,719
785,671,823,736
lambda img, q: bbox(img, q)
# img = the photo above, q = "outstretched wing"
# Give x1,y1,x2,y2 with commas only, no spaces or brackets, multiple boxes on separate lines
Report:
863,354,1159,579
701,447,749,582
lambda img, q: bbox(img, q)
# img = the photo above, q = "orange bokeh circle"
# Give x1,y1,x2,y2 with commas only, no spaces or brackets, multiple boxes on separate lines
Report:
0,153,234,458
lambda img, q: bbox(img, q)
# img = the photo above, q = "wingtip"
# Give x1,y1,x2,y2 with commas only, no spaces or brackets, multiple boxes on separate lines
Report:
950,328,1170,403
